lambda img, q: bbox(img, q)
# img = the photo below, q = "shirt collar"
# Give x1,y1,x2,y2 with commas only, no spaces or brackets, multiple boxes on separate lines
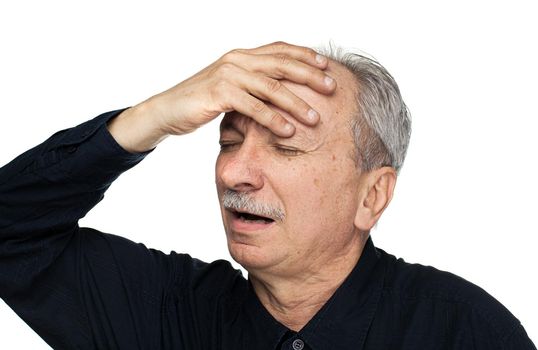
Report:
242,279,289,348
242,236,385,349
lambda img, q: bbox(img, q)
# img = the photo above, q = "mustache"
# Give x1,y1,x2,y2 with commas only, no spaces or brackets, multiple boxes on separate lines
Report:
222,189,285,222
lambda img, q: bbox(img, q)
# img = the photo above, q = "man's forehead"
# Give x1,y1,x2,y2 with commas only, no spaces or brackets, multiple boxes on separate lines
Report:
220,61,355,143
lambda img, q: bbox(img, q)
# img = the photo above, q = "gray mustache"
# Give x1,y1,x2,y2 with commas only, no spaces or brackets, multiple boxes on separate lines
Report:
222,190,285,222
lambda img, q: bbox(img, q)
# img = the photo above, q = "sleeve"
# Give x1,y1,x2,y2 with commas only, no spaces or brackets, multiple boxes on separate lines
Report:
0,109,180,349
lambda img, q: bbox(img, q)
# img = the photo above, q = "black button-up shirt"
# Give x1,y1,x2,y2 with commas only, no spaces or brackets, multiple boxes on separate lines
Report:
0,109,535,349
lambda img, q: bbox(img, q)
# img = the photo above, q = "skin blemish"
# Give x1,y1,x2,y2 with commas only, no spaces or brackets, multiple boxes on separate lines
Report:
314,178,320,187
332,154,336,161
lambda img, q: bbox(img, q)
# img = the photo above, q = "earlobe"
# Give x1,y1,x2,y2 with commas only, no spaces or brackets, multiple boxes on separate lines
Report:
353,167,397,231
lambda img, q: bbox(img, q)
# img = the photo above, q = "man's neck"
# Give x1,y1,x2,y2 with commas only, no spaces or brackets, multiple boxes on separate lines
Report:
249,233,368,332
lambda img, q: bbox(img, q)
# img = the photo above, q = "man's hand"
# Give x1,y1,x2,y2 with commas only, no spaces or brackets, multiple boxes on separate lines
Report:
108,42,336,153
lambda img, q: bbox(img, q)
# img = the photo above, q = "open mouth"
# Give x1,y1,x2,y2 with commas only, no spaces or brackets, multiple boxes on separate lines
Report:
231,210,275,224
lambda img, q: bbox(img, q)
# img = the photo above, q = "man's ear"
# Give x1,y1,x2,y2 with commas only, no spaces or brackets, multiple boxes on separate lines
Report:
354,167,397,231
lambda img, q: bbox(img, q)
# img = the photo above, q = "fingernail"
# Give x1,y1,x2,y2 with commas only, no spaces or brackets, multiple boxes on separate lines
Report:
316,54,326,65
283,123,295,134
307,109,319,122
324,75,334,87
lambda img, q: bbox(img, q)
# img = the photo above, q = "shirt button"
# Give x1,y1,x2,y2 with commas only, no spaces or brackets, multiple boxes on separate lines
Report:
66,145,78,153
292,339,304,350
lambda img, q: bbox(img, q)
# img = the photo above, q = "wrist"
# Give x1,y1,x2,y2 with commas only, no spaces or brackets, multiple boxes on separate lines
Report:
107,102,170,154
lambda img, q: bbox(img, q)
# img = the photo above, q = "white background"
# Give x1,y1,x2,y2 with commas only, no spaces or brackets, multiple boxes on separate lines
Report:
1,0,536,348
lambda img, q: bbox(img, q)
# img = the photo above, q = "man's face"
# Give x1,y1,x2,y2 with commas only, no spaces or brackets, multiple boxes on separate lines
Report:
215,63,364,277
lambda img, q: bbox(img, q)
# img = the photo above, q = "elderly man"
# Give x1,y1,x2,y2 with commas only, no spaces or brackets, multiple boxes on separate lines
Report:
0,42,535,349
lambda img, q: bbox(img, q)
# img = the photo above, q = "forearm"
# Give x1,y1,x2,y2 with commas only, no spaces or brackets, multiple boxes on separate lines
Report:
0,110,177,348
0,109,153,237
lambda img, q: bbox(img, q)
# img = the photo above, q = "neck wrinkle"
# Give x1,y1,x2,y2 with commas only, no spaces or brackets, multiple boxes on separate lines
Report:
248,231,368,332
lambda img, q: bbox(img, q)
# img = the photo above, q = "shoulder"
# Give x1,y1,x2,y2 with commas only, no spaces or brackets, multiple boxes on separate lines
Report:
175,254,247,298
78,227,247,299
377,247,526,345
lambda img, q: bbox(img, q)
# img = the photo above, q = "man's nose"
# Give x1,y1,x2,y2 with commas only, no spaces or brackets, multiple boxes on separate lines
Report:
219,144,264,192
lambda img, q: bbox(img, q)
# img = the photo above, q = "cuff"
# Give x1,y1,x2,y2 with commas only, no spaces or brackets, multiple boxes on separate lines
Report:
42,109,156,188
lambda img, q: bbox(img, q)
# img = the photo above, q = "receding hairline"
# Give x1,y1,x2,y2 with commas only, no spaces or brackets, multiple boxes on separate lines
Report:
312,44,412,174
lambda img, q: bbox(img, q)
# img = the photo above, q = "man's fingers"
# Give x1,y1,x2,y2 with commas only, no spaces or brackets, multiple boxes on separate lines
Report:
249,75,320,126
209,42,337,135
230,89,295,137
248,41,328,70
221,48,336,95
229,66,320,126
242,53,336,95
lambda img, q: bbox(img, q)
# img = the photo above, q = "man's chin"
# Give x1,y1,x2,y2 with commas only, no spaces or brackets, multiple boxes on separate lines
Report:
227,241,277,271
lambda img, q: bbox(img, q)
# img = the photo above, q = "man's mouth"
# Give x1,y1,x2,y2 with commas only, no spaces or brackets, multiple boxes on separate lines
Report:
231,210,275,224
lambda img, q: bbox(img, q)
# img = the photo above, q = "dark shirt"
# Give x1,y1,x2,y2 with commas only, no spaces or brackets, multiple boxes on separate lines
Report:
0,109,535,350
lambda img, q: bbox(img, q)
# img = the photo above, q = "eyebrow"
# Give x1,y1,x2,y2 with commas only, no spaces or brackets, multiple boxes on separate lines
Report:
219,119,243,135
220,117,317,146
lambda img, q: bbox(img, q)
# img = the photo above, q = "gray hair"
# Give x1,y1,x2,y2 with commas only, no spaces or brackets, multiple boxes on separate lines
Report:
315,45,412,174
222,189,285,222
